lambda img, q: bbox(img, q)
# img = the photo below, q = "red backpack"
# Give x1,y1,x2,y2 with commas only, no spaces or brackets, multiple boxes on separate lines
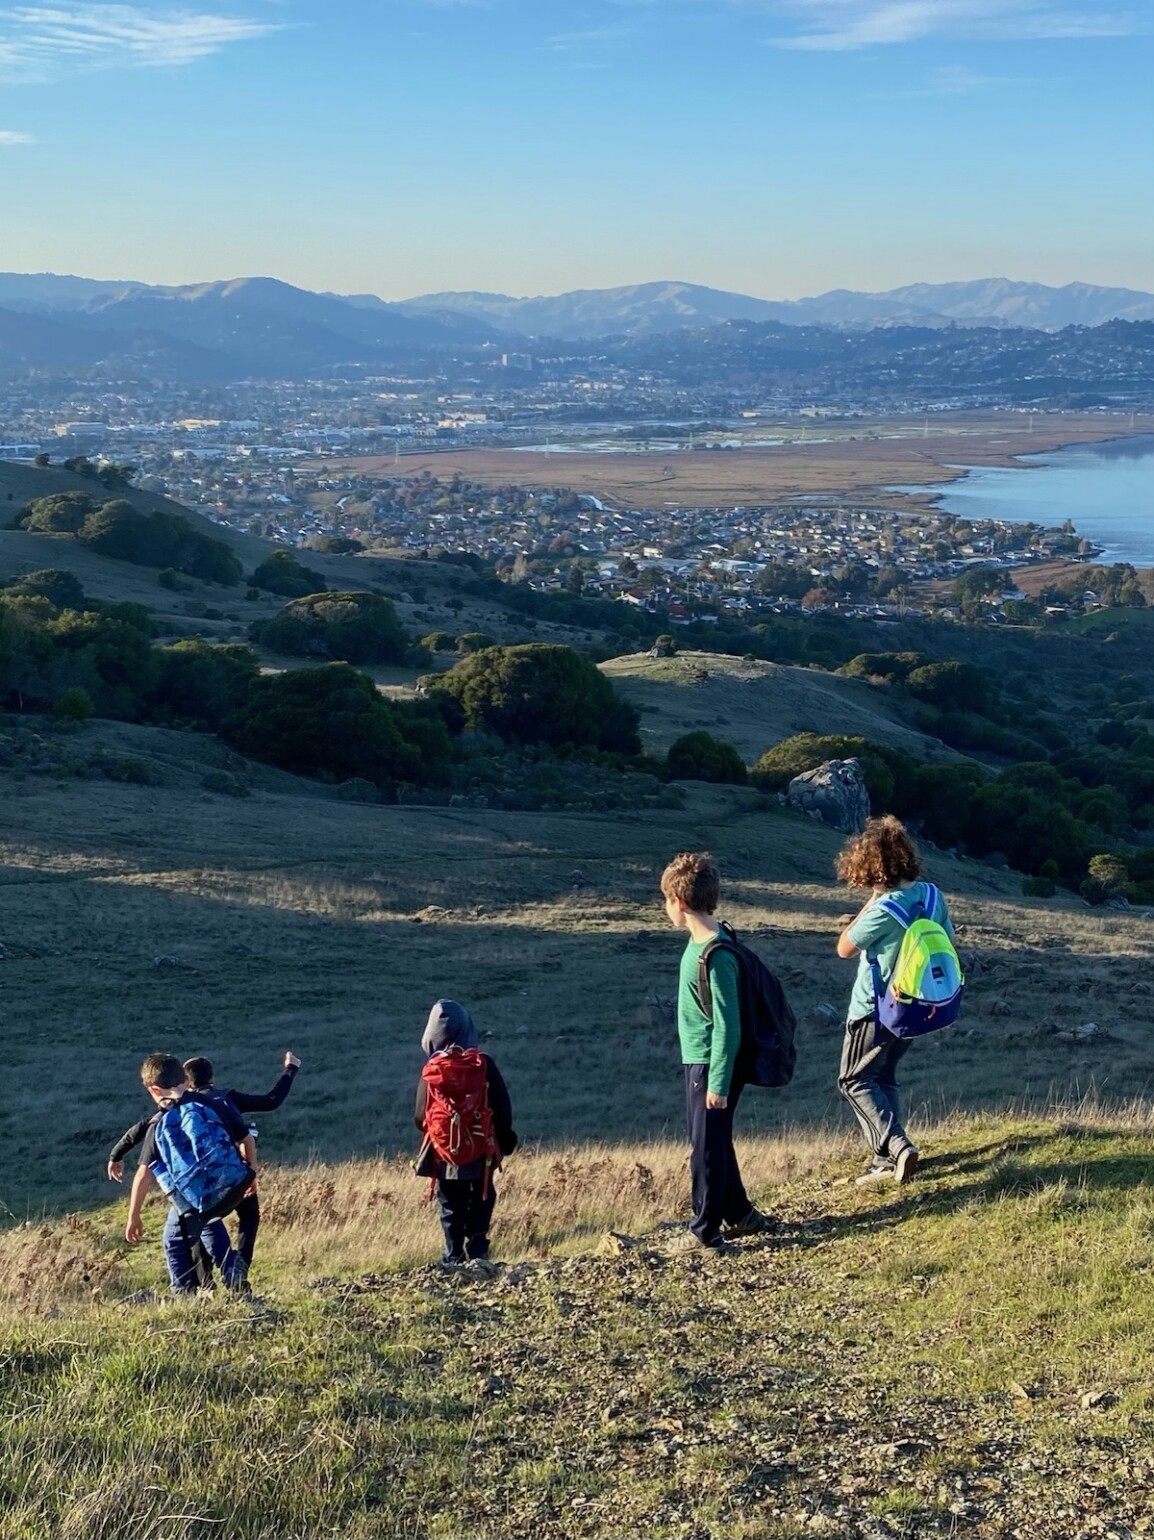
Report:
421,1047,499,1192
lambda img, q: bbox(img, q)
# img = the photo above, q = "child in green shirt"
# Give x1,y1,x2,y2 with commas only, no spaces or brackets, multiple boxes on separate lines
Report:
661,851,773,1250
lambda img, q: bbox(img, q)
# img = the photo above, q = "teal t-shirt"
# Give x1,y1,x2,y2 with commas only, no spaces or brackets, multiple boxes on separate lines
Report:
845,881,955,1024
677,933,742,1097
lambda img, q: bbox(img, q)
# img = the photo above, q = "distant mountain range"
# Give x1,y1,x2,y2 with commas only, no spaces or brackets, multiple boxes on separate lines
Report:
397,278,1154,338
1,270,1152,381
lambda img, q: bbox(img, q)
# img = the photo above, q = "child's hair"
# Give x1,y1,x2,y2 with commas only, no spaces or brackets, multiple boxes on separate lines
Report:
183,1056,214,1090
836,815,922,890
139,1053,186,1091
661,851,721,914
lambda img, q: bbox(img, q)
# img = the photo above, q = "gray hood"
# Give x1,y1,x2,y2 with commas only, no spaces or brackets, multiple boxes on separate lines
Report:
422,999,479,1057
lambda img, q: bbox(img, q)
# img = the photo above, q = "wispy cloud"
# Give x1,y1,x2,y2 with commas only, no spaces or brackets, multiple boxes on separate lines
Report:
768,1,1142,50
0,127,34,141
0,4,284,80
902,63,1028,93
546,23,634,51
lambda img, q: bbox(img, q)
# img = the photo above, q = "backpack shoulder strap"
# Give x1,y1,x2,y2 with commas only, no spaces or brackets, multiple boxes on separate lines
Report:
873,896,911,929
696,924,741,1018
920,882,939,919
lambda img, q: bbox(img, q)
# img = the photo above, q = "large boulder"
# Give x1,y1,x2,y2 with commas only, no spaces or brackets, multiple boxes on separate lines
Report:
786,757,869,834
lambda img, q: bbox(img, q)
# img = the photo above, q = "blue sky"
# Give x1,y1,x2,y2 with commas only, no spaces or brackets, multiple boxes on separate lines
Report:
1,0,1151,299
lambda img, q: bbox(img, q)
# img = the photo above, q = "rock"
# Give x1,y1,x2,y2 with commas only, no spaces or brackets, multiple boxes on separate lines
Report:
1074,1022,1102,1040
1080,1388,1116,1410
786,758,870,835
1106,895,1131,910
597,1232,638,1256
982,998,1013,1017
411,905,451,923
478,1375,505,1396
812,1003,840,1027
152,954,182,970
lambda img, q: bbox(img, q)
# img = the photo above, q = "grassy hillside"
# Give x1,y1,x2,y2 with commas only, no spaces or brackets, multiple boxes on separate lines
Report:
0,460,595,651
3,1114,1154,1538
2,742,1150,1217
601,651,963,763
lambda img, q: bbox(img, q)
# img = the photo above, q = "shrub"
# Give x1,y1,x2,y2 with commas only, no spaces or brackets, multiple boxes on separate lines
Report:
432,644,640,754
420,631,457,653
251,592,408,665
19,491,98,534
223,663,447,789
3,569,86,610
1022,876,1057,898
150,641,260,731
158,567,194,592
666,730,747,784
455,631,497,655
249,551,328,598
202,769,249,797
651,634,678,658
52,686,93,724
905,661,991,714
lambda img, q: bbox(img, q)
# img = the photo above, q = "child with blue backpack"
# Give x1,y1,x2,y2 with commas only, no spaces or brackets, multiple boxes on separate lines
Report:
109,1050,299,1291
835,816,961,1186
123,1053,257,1293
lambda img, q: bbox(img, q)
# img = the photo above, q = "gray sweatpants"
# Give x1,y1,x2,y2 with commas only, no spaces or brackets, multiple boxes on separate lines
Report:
838,1014,915,1163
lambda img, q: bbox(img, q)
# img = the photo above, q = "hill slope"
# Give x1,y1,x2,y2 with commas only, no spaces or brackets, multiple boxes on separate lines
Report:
601,651,960,763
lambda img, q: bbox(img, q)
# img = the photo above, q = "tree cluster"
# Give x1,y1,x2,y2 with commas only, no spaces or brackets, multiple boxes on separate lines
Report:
16,493,241,586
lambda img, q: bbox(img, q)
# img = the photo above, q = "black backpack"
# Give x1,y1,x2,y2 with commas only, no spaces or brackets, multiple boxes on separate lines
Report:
696,922,798,1088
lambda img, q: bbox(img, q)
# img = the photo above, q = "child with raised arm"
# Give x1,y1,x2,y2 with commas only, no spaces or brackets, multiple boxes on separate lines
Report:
661,851,772,1252
109,1050,300,1292
835,816,955,1185
123,1054,257,1294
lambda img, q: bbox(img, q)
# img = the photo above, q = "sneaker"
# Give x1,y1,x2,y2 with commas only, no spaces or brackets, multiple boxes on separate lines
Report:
665,1229,727,1254
894,1146,920,1185
724,1206,777,1238
855,1163,896,1186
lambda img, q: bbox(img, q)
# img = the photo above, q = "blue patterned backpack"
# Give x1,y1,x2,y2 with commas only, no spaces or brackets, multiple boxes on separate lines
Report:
153,1098,252,1217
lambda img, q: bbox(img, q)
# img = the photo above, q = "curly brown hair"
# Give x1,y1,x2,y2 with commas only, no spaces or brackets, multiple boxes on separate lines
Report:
836,815,922,891
661,851,721,913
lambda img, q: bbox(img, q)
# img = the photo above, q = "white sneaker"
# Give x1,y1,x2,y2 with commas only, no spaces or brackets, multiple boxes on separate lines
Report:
894,1146,920,1185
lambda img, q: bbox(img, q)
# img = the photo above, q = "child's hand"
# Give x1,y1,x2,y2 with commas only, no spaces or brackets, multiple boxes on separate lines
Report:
125,1217,143,1244
284,1051,301,1069
107,1160,124,1183
706,1092,728,1110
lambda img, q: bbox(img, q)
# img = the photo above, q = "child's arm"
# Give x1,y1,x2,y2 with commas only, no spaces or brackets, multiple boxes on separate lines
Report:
485,1060,518,1156
705,950,742,1109
125,1164,156,1243
414,1077,428,1132
837,897,877,958
229,1052,302,1114
107,1117,151,1181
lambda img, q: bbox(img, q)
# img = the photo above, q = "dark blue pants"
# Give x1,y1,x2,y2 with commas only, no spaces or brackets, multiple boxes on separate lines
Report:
436,1177,495,1263
684,1064,750,1245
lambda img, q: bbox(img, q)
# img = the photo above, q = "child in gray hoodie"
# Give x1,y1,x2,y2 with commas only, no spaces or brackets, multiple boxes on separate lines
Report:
414,999,517,1265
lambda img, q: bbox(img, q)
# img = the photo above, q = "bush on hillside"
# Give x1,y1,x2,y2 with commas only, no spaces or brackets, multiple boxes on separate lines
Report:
666,730,747,784
2,569,86,611
905,661,992,714
454,631,496,655
837,651,931,683
19,492,95,534
251,592,408,665
420,631,456,653
432,643,640,754
223,663,450,789
149,641,260,731
249,551,328,598
18,494,241,585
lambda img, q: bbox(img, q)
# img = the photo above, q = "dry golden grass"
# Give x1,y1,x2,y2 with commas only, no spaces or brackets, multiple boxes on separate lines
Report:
3,732,1153,1226
601,650,966,761
321,413,1154,510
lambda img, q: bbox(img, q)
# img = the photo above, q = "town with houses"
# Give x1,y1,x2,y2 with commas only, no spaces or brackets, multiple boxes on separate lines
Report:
0,369,1101,625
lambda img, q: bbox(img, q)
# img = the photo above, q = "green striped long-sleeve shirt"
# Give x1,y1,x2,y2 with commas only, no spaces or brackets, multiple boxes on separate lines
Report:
677,934,742,1097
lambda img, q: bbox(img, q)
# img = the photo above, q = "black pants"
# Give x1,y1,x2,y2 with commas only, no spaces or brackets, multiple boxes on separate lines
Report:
181,1183,259,1290
838,1014,914,1163
436,1177,496,1263
684,1064,750,1245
